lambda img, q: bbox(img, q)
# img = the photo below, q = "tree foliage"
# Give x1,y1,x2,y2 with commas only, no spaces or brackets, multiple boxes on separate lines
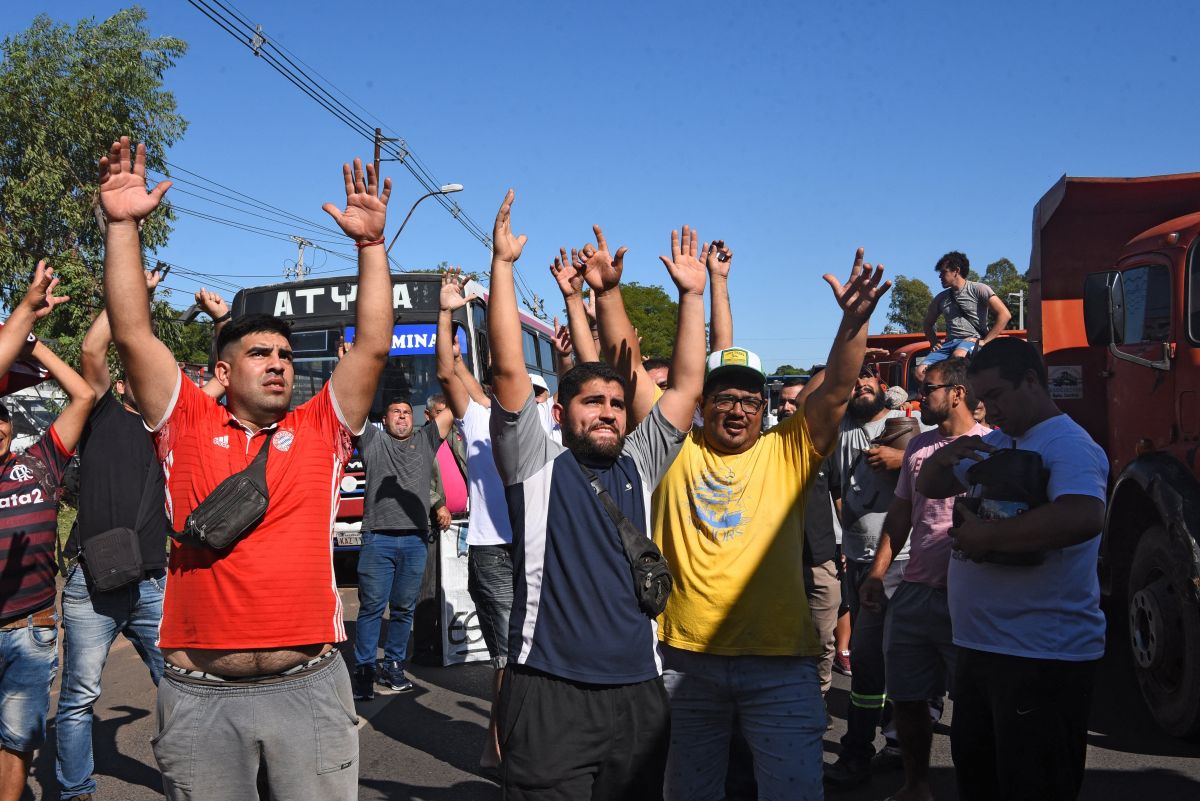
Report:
0,8,188,364
772,364,805,375
981,258,1029,329
885,275,934,333
579,282,678,360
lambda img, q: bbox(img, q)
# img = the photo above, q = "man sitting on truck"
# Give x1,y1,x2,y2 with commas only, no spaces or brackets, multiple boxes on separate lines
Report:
916,251,1012,381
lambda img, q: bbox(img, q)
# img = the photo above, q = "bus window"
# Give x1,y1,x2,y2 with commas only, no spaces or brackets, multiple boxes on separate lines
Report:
292,357,337,409
523,329,538,367
538,335,555,372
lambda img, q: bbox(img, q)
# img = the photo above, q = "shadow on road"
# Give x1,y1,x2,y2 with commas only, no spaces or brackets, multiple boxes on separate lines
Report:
28,704,160,801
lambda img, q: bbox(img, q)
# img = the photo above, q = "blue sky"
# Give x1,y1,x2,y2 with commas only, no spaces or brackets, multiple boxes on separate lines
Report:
10,1,1199,370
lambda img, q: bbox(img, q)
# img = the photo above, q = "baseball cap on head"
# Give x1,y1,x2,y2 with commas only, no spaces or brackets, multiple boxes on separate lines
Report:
528,373,550,393
704,348,766,393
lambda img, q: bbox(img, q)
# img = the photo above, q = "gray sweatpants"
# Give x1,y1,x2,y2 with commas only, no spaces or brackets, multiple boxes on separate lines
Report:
152,651,359,801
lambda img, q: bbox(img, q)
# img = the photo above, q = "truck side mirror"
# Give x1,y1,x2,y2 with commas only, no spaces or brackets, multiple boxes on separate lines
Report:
1083,271,1118,345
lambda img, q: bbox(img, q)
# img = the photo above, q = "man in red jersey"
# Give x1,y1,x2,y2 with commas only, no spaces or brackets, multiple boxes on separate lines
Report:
99,136,393,801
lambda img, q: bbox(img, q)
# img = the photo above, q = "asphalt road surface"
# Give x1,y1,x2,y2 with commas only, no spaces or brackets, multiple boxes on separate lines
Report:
20,591,1200,800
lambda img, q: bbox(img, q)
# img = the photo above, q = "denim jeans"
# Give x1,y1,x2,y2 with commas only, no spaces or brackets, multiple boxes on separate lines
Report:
56,563,165,798
0,612,58,753
353,530,428,667
467,544,514,669
661,645,825,801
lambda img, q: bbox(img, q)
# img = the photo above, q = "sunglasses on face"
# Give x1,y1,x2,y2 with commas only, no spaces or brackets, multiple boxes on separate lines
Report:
918,382,958,396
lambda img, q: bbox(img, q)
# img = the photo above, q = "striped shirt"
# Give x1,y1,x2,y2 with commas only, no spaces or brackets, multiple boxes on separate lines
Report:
0,428,72,621
153,371,355,650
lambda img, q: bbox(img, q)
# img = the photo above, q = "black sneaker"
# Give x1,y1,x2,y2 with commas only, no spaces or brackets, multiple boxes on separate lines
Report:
823,756,870,787
376,659,414,692
352,663,376,701
871,744,904,772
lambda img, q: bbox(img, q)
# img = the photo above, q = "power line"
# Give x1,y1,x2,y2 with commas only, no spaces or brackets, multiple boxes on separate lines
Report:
184,0,543,315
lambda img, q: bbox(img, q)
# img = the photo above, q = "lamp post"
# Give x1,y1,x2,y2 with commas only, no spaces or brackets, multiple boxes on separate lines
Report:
385,184,464,256
1007,290,1025,330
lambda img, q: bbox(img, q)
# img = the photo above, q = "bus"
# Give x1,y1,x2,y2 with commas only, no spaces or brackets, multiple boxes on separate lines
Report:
230,272,558,554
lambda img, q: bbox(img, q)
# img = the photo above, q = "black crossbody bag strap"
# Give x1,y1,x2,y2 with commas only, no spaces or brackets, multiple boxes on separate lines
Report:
950,289,989,339
577,461,673,618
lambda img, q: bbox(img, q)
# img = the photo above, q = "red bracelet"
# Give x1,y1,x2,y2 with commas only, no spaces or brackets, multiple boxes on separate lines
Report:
355,238,385,249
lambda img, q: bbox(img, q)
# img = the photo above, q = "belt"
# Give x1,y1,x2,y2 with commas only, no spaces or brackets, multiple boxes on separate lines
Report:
0,606,57,630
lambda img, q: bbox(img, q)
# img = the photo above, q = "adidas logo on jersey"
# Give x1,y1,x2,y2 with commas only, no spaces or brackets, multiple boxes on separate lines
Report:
212,435,230,449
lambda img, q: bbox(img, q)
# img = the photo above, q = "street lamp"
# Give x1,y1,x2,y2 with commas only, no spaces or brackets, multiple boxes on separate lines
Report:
385,183,465,255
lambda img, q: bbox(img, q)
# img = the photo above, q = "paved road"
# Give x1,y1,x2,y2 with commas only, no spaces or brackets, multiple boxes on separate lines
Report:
21,592,1200,800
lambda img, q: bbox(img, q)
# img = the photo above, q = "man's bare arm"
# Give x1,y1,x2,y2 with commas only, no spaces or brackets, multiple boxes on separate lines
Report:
487,190,532,412
550,248,598,364
656,226,708,431
980,294,1013,344
35,341,96,453
860,496,913,612
326,159,393,432
454,343,489,407
99,137,181,429
923,297,941,349
805,248,891,455
0,262,69,383
194,288,231,399
437,269,474,419
704,239,734,352
579,226,658,427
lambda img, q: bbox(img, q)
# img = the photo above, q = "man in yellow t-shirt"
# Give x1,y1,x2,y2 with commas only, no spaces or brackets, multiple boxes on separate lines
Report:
652,251,891,801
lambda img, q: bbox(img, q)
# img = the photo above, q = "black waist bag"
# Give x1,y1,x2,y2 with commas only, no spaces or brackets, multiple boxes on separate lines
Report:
177,429,275,550
579,462,673,618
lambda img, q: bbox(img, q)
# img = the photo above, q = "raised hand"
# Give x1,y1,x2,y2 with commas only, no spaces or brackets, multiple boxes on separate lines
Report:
658,225,708,296
550,248,584,299
579,225,627,294
19,261,69,320
552,316,574,356
97,136,172,224
823,247,892,321
492,189,528,263
440,267,476,311
145,268,164,292
703,239,734,278
322,159,392,244
582,291,597,321
195,287,228,320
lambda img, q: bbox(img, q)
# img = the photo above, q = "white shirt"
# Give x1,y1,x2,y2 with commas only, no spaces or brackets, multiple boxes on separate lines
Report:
457,400,513,546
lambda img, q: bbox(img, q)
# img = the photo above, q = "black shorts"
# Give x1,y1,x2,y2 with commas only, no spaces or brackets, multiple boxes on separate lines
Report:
499,665,669,801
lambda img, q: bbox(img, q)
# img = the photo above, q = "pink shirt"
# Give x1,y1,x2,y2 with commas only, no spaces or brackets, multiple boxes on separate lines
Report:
894,423,990,588
437,439,468,515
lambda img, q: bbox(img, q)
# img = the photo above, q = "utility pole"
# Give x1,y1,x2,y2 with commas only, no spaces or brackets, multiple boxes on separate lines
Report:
1007,290,1025,330
373,128,382,178
286,236,313,281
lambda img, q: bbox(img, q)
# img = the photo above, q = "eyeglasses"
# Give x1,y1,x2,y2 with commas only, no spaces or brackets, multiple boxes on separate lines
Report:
918,382,958,396
711,394,765,414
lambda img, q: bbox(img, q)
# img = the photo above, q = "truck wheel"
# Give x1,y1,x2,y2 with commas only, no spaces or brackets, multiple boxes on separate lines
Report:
1127,525,1200,737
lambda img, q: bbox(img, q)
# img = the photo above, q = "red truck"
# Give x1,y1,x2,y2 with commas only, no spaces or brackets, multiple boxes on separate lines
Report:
864,174,1200,737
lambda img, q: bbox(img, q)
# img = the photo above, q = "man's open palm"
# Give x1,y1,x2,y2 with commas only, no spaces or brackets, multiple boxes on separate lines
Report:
97,137,171,224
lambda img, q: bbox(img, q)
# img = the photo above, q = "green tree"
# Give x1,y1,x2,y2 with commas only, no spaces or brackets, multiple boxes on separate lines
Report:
981,258,1029,329
885,275,934,333
580,282,678,360
773,364,805,375
0,8,188,363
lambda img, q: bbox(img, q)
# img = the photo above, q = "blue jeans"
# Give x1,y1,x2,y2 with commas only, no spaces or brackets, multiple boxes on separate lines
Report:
56,564,165,798
0,611,58,753
354,531,428,667
661,645,825,801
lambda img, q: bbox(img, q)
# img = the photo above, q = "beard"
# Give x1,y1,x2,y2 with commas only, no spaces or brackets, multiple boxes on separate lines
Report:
562,425,625,464
920,402,948,426
848,391,886,421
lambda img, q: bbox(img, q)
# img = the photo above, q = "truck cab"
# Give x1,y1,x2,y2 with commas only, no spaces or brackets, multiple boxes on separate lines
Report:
1031,173,1200,737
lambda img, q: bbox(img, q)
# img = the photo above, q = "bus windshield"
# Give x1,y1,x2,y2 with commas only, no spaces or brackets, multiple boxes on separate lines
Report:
293,354,447,417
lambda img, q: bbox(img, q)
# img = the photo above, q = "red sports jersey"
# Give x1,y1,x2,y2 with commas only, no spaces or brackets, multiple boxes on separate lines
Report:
153,372,354,649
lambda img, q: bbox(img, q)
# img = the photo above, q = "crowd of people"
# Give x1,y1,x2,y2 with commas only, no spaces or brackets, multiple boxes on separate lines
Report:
0,136,1112,801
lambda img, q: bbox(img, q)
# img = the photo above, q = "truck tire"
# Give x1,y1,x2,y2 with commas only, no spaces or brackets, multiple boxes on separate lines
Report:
1127,525,1200,737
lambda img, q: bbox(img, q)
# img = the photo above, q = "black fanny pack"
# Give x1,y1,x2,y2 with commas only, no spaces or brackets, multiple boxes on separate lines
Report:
578,462,673,618
176,429,275,550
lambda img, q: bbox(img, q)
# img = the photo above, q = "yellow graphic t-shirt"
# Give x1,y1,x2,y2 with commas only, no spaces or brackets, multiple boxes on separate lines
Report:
652,407,824,656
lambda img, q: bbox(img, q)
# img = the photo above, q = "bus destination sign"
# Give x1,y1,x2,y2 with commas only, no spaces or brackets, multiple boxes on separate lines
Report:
238,278,441,320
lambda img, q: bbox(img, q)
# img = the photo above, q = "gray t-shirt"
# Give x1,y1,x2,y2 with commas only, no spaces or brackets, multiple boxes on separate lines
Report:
359,421,444,532
935,281,995,340
833,410,911,564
